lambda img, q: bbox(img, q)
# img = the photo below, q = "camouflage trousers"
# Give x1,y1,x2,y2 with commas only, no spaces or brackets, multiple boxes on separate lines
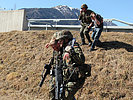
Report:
49,76,85,100
80,25,92,43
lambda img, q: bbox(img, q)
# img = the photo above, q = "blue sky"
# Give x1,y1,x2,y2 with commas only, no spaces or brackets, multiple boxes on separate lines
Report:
0,0,133,26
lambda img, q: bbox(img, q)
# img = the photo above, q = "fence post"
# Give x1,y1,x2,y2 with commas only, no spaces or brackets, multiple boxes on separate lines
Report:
28,20,31,30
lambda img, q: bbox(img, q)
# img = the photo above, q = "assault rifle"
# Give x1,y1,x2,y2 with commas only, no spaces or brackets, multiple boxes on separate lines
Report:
38,57,54,92
54,55,65,100
54,54,77,100
38,50,76,99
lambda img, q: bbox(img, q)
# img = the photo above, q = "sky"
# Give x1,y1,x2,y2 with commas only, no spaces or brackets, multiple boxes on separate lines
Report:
0,0,133,26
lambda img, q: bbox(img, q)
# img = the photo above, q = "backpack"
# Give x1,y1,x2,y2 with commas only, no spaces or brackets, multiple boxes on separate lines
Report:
96,14,103,23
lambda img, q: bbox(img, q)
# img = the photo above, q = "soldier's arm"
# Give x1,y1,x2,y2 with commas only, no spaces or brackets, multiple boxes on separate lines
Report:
64,43,85,65
72,43,85,64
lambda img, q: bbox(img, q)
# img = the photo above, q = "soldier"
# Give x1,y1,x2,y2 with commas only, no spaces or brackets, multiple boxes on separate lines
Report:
89,12,103,51
45,30,86,100
79,4,94,46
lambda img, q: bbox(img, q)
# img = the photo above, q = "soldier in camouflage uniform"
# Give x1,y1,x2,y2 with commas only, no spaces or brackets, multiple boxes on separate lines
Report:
79,4,95,46
45,30,86,100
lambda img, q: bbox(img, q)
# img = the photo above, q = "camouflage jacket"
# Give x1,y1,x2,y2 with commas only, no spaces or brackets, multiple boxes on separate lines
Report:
51,39,85,82
79,9,94,26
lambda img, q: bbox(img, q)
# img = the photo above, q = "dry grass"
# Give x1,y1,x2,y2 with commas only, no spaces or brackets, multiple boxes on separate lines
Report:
0,30,133,100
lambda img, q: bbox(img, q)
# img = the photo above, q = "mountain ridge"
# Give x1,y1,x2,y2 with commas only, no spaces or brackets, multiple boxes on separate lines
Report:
22,5,117,26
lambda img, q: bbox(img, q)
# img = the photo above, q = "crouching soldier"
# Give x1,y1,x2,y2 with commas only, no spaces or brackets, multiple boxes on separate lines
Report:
79,4,95,46
45,30,86,100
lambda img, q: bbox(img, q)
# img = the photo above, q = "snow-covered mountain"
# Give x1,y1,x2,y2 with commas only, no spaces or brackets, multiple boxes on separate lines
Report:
23,5,80,19
53,5,80,18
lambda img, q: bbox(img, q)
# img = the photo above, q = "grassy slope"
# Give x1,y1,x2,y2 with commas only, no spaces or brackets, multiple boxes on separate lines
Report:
0,30,133,100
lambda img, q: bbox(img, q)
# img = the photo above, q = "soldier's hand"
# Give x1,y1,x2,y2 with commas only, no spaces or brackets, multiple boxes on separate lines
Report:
45,43,50,48
63,52,70,61
80,9,82,13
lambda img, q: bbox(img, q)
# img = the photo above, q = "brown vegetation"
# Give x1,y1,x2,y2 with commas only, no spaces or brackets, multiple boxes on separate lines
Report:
0,30,133,100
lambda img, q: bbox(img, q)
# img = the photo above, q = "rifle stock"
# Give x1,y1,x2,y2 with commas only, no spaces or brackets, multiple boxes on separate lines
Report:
38,58,54,91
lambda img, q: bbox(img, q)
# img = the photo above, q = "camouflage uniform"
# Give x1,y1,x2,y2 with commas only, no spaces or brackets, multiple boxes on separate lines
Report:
79,4,94,45
49,30,85,100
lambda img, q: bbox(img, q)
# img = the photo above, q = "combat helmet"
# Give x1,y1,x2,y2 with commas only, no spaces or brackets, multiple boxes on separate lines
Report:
81,4,88,9
53,30,73,40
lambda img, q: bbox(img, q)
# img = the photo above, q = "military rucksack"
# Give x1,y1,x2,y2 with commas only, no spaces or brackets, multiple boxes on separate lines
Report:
96,14,103,23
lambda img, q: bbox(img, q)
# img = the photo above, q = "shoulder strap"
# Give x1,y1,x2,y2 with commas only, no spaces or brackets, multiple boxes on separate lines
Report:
71,38,76,49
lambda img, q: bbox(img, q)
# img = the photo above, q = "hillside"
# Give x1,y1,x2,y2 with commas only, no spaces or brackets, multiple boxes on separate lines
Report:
0,30,133,100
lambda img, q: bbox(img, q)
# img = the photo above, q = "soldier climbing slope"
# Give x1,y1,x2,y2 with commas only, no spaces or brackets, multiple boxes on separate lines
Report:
44,30,90,100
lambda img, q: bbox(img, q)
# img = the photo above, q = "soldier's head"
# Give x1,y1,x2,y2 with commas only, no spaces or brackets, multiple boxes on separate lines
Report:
45,30,73,51
52,30,73,41
81,4,88,11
